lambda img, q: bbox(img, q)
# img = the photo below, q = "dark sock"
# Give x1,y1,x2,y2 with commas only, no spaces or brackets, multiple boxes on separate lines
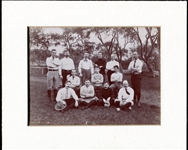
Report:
47,90,51,99
114,101,120,108
137,93,141,103
110,99,115,107
53,89,58,101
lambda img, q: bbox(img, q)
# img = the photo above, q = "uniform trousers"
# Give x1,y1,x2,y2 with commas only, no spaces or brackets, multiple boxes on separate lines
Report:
81,68,91,85
47,70,59,90
131,73,142,103
63,98,76,111
114,101,132,110
61,69,71,87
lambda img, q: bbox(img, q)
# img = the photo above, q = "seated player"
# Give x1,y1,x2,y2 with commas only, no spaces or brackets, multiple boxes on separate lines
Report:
98,82,115,107
79,80,98,110
55,81,79,113
91,66,104,97
66,69,81,97
115,80,134,111
109,65,123,98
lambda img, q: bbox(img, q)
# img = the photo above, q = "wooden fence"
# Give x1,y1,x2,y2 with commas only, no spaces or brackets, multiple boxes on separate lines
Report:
30,67,48,76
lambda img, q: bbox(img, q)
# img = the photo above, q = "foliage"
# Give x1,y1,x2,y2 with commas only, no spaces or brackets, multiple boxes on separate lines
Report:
29,27,160,73
30,49,51,66
130,27,160,73
29,27,50,50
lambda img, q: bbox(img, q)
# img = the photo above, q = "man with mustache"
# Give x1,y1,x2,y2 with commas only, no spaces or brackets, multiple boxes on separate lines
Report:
78,52,94,85
59,51,75,87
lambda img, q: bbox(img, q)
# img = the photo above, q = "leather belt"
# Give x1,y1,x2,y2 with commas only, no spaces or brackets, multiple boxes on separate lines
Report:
48,69,58,71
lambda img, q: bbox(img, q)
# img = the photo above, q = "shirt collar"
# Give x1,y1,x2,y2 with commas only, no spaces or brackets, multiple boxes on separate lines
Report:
84,85,91,88
83,58,89,62
50,56,54,59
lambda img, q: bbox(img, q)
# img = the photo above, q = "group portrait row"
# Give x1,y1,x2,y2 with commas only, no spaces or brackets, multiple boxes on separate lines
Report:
46,49,143,112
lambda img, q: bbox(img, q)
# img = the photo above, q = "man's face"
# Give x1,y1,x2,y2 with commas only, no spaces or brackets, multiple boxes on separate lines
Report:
98,53,102,59
114,67,118,72
104,83,109,89
95,68,100,73
64,52,69,57
51,51,56,57
132,53,138,59
84,53,89,59
65,82,71,88
111,55,115,60
85,81,90,86
123,82,129,89
71,70,76,76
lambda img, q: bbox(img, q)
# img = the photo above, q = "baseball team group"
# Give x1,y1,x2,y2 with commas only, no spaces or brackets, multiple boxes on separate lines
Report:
45,50,143,112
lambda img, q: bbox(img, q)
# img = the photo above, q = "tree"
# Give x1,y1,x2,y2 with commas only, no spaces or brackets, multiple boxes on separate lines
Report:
29,27,50,50
30,49,51,66
91,27,116,60
29,27,160,72
51,27,96,66
29,27,53,66
112,27,136,71
131,27,160,74
91,27,136,71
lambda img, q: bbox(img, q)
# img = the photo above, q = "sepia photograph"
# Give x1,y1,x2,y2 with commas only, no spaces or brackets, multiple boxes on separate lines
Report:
29,26,160,125
3,1,186,149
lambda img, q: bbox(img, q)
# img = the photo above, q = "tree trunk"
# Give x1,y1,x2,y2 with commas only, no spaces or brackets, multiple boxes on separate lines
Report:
145,60,155,77
119,59,123,73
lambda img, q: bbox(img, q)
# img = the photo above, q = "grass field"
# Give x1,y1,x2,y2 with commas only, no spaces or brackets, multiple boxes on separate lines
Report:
29,74,160,125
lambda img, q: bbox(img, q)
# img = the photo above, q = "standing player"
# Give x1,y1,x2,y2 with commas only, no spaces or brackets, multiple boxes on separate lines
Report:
78,52,94,85
106,54,119,85
46,49,60,102
128,52,143,107
59,51,75,87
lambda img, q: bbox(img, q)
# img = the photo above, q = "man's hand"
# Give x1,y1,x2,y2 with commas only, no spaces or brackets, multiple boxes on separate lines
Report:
75,100,78,107
114,99,119,102
79,73,83,77
84,94,89,98
59,75,63,79
81,94,86,98
132,67,139,71
51,61,58,66
53,64,59,67
103,98,107,103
